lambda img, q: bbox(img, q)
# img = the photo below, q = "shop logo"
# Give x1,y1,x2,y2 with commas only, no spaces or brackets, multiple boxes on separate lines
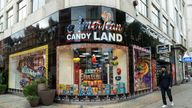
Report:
66,11,123,43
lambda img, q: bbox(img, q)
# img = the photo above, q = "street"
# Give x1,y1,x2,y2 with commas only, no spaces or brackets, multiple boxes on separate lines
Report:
0,82,192,108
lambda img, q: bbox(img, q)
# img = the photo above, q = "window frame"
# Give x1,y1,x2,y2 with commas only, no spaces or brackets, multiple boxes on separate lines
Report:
162,16,168,34
151,5,160,27
18,0,27,21
170,24,174,39
179,15,183,32
138,0,148,17
7,8,14,28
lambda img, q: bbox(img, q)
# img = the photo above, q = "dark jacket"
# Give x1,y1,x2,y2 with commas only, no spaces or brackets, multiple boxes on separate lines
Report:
157,70,172,89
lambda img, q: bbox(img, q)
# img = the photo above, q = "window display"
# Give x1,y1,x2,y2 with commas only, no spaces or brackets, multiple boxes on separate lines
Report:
57,44,129,96
133,45,151,92
9,45,48,90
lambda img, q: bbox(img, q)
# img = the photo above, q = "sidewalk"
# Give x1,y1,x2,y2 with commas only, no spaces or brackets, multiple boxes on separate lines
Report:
0,82,191,108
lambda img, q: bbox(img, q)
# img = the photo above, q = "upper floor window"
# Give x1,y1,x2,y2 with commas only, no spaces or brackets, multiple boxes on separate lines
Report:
162,16,168,34
152,5,160,27
161,0,167,11
0,0,5,9
32,0,45,12
7,8,13,28
138,0,148,17
18,0,27,21
0,16,3,31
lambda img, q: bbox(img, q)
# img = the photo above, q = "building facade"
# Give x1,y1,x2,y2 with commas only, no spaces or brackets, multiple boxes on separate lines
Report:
0,0,187,101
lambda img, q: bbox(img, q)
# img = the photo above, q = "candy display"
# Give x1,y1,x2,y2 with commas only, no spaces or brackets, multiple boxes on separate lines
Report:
73,57,80,63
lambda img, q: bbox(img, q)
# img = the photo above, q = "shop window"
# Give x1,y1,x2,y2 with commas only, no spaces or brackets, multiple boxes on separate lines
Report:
57,44,129,96
9,45,48,90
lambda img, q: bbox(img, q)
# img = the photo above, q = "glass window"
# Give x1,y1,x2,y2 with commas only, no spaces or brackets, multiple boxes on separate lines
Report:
170,24,174,39
0,0,5,9
57,44,129,95
162,16,168,34
32,0,45,12
18,0,27,21
162,0,167,11
0,16,3,32
138,0,148,17
7,8,14,28
152,5,159,27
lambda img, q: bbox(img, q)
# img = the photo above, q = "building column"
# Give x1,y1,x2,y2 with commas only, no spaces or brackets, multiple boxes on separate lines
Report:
3,12,6,31
13,3,18,25
147,0,152,21
27,0,32,15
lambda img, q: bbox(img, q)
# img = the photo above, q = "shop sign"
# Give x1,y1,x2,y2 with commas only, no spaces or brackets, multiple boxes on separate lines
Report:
66,11,124,43
159,55,170,62
156,44,171,54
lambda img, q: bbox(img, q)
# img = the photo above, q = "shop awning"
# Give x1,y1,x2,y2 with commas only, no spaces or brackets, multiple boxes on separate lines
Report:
180,52,192,63
182,57,192,62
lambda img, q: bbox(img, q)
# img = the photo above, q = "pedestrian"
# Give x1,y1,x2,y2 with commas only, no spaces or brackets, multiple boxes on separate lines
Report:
158,66,174,108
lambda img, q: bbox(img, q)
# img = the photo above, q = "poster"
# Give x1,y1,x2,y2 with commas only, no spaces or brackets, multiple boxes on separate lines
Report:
133,45,151,92
9,45,48,89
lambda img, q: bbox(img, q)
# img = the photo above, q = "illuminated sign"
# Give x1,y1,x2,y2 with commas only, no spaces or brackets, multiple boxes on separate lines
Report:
66,11,124,43
156,44,171,54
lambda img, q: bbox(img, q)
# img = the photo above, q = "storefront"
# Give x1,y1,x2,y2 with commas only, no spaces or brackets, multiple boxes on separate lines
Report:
56,6,130,97
1,5,160,100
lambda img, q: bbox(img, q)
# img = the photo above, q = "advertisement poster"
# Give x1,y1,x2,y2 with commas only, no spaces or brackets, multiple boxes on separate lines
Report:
133,45,151,92
151,59,157,89
9,45,48,90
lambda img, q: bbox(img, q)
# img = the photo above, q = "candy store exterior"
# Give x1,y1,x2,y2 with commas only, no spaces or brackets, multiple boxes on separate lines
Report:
2,6,172,100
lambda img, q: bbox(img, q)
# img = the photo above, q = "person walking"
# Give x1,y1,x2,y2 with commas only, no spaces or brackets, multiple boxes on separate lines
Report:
158,66,174,108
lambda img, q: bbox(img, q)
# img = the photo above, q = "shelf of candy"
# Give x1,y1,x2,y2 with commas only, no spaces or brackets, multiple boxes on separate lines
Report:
82,74,101,80
59,84,79,96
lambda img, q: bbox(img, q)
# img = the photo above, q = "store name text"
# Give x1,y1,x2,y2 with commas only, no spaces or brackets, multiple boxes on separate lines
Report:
66,32,123,42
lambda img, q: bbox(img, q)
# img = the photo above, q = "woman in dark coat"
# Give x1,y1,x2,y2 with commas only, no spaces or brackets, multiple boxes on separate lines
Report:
158,66,174,108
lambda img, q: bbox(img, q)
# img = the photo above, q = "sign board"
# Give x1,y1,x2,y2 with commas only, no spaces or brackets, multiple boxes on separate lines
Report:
156,44,171,54
159,55,170,62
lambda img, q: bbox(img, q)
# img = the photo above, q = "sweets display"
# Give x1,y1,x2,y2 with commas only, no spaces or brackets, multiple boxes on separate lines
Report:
59,82,125,96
